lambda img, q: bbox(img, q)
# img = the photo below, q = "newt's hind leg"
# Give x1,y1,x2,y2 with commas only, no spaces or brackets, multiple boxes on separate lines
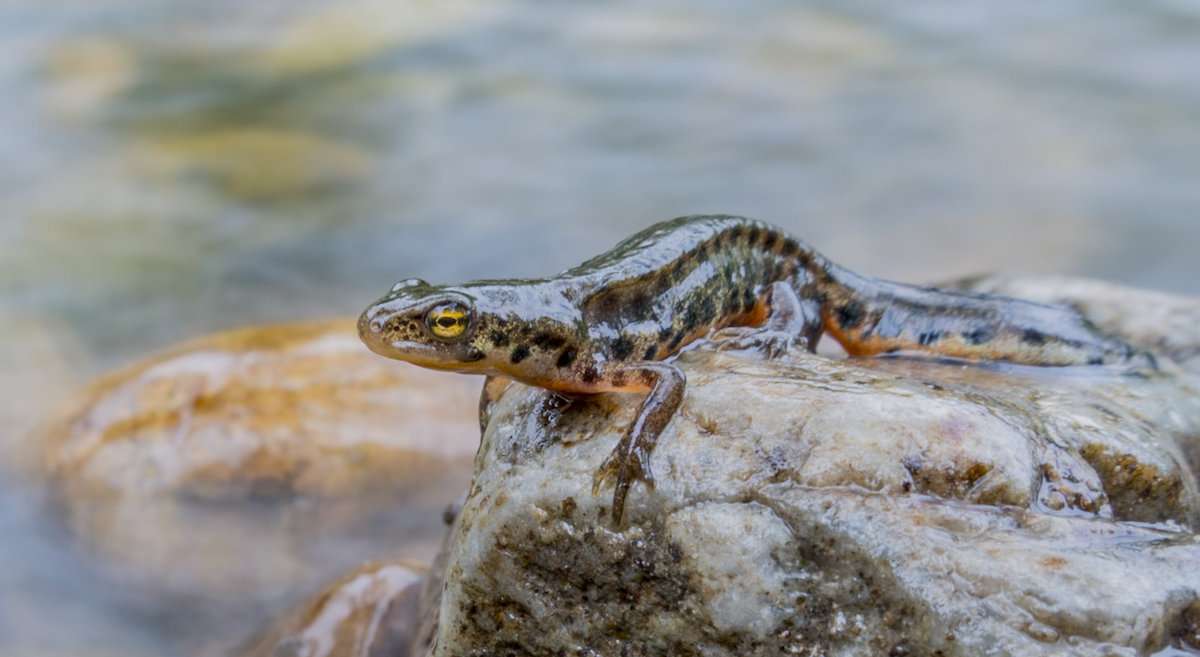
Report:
711,281,822,358
592,361,685,525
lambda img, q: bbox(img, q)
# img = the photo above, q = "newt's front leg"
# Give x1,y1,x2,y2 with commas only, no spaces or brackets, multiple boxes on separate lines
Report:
478,375,513,433
592,361,685,525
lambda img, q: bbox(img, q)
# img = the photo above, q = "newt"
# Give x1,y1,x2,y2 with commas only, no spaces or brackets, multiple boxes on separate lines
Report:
358,215,1156,523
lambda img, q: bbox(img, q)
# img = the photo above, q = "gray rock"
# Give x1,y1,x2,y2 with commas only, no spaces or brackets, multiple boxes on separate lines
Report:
419,280,1200,656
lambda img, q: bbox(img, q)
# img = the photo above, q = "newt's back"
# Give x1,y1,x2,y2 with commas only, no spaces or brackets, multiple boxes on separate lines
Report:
555,215,1155,371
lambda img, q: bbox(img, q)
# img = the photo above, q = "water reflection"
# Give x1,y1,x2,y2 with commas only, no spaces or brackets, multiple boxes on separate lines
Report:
2,0,1199,653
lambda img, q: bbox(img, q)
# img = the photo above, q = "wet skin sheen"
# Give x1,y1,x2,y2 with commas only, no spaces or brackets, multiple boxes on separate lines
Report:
358,215,1156,524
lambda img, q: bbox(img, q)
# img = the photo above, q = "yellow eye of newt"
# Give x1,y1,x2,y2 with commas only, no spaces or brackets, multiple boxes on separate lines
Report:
426,302,470,339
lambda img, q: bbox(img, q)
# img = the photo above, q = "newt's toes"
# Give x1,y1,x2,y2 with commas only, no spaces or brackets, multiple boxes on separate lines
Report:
593,439,655,525
712,328,795,359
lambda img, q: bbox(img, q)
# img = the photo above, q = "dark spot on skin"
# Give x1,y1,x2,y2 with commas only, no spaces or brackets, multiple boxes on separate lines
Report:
747,225,761,246
644,345,658,360
489,330,509,347
510,344,531,363
694,242,707,260
1021,328,1047,346
612,335,635,361
782,238,800,256
700,296,716,322
637,369,656,385
462,348,486,362
671,258,686,278
962,326,994,345
533,332,566,350
1088,356,1105,366
668,330,686,351
858,311,885,338
556,347,577,368
917,330,942,346
763,232,780,252
581,366,599,384
611,372,627,387
629,291,651,314
684,303,701,329
729,226,743,241
386,320,408,339
742,288,756,310
835,302,865,329
658,326,674,342
728,289,743,314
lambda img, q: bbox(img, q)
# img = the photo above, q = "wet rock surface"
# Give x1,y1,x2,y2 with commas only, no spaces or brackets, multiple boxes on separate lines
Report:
422,281,1200,656
36,319,479,601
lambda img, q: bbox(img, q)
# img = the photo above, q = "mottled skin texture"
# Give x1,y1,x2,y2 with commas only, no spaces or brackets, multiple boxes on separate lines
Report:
358,215,1156,524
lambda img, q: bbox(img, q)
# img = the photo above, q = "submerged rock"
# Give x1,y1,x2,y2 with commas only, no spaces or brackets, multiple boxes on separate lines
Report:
237,559,427,657
138,128,373,201
37,319,479,601
420,280,1200,656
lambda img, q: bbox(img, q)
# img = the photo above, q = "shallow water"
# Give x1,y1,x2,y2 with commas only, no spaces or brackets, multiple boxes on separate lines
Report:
2,0,1199,654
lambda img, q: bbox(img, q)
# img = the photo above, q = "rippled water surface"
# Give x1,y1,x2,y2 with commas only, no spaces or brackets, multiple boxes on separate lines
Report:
3,1,1199,654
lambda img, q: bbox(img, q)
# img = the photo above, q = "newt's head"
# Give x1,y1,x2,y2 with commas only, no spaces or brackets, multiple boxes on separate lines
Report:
358,278,487,372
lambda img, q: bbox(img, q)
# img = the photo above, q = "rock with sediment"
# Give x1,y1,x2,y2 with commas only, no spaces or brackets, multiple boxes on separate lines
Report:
420,280,1200,656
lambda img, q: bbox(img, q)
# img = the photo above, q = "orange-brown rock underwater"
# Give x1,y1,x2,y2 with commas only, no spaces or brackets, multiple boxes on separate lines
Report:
32,320,478,650
237,559,428,657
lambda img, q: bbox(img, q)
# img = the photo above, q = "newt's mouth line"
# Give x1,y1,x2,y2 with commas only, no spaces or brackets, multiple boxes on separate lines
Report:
365,338,481,371
364,338,435,358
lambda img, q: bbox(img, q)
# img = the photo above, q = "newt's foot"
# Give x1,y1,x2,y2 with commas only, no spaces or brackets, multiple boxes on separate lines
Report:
709,327,800,359
592,435,656,525
534,391,574,426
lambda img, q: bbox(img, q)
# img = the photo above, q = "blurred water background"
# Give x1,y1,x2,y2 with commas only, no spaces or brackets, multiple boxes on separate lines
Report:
2,0,1199,654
